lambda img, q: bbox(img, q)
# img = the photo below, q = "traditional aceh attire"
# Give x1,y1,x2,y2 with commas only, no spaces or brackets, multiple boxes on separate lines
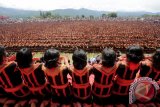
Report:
0,61,30,106
92,63,118,106
42,64,72,106
0,61,30,98
113,60,140,104
69,64,92,106
140,59,160,81
18,63,50,99
139,60,160,102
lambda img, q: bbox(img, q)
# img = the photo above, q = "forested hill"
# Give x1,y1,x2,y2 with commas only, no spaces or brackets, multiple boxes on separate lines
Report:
0,7,159,18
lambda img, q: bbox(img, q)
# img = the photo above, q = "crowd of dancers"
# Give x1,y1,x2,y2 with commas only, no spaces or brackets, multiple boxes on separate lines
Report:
0,20,160,52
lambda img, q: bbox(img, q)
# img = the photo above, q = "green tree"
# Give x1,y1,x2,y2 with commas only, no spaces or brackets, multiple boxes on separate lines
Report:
102,13,107,18
39,11,52,18
108,12,117,18
89,15,94,19
46,11,52,17
40,11,43,17
81,15,85,18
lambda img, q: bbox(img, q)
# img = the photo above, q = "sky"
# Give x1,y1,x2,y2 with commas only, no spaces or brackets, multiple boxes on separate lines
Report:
0,0,160,12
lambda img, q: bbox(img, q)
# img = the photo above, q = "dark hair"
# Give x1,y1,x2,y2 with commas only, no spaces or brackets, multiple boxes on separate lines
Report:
0,46,6,65
102,48,116,67
126,45,144,64
72,49,87,70
44,49,60,69
116,50,121,57
152,49,160,70
16,48,32,68
96,55,101,64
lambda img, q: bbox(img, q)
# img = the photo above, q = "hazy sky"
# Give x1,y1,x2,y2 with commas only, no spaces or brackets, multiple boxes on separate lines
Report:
0,0,160,12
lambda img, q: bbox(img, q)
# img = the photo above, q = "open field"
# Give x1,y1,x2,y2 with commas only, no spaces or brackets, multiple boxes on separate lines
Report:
33,52,100,58
32,52,152,64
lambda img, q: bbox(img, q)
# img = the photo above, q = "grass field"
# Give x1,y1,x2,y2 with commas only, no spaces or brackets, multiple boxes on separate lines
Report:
33,52,151,59
33,52,100,63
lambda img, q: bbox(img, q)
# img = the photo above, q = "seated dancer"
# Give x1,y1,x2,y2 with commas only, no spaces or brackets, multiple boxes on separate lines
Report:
91,48,118,106
0,46,30,107
139,49,160,102
69,49,92,107
113,45,144,104
140,48,160,81
16,48,50,107
42,49,72,107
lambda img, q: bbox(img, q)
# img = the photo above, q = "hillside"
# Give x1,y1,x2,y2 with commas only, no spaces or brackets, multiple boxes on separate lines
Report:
0,7,159,18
